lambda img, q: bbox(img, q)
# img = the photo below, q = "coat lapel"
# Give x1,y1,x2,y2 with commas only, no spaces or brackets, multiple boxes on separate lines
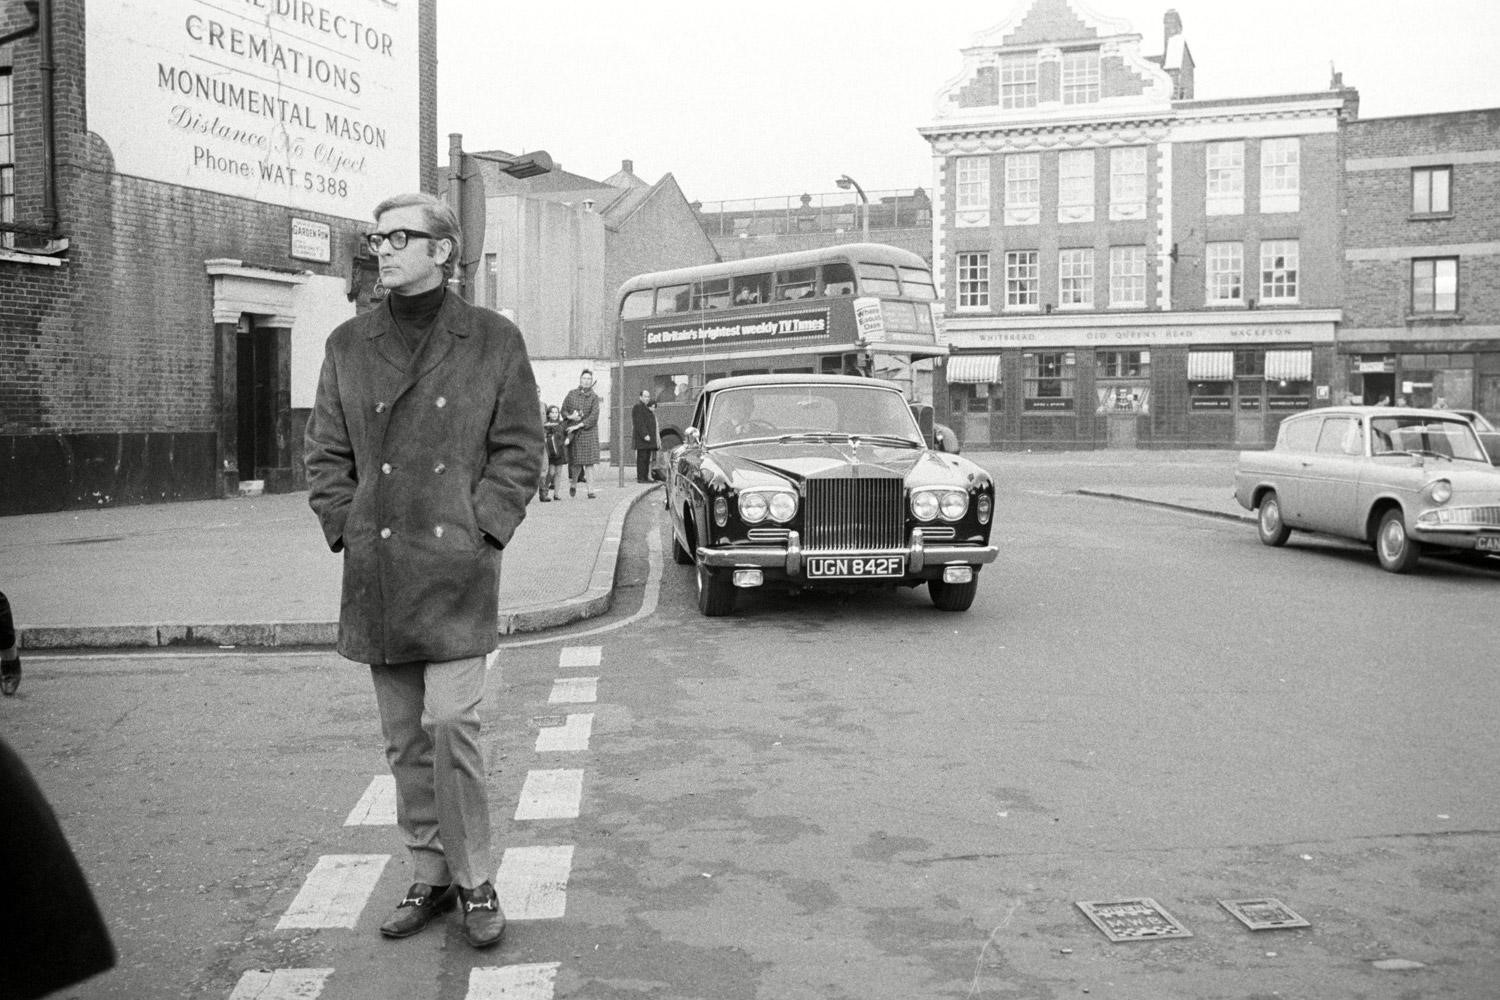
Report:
392,292,472,402
365,301,411,376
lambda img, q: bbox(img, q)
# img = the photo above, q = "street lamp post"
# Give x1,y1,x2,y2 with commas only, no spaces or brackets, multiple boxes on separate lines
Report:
835,174,869,242
446,133,554,302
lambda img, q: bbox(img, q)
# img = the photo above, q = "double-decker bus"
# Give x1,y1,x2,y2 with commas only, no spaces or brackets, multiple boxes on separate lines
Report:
613,244,948,460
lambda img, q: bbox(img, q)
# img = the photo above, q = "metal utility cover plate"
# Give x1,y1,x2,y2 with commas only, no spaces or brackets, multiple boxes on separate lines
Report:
1076,899,1193,942
1219,898,1310,930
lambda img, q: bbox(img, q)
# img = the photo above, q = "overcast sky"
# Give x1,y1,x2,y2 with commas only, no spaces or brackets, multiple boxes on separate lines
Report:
436,0,1500,204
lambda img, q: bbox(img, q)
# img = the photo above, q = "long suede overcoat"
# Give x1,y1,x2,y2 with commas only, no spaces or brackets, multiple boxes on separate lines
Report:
305,292,543,665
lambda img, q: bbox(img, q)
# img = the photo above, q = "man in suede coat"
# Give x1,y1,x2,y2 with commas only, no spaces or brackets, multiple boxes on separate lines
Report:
305,192,541,949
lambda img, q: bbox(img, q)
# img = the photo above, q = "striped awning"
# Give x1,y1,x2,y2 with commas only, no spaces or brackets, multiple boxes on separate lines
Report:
1265,349,1312,381
1187,350,1234,380
947,354,1002,384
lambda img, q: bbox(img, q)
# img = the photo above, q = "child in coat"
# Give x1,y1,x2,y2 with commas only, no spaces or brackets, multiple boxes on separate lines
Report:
541,406,569,501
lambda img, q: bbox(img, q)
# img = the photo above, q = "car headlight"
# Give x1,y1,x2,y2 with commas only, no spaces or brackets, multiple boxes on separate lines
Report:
977,494,992,525
1427,479,1453,504
938,491,969,521
768,491,797,522
713,496,729,527
911,491,939,521
738,489,797,524
739,492,769,523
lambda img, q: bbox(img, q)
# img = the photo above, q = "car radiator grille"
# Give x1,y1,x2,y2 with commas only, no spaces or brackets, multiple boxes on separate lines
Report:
802,477,904,552
1429,505,1500,526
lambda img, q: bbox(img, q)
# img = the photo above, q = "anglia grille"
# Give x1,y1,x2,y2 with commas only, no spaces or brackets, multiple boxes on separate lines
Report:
802,477,904,552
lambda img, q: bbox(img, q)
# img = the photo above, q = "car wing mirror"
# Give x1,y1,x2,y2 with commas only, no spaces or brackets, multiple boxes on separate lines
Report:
684,427,701,446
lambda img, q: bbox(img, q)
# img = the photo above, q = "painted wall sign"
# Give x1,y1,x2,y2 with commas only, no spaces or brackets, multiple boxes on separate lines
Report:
86,0,421,217
290,217,332,262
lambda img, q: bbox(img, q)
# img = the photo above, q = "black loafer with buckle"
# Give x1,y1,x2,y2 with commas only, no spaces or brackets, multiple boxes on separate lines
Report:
458,881,506,948
379,882,455,939
0,657,19,697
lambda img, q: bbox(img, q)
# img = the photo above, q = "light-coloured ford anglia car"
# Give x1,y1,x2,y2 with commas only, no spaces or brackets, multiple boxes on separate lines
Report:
1234,406,1500,573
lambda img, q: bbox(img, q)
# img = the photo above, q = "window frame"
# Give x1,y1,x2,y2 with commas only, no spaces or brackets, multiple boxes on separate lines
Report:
1022,351,1077,411
1000,52,1039,110
1259,137,1300,213
955,156,990,214
955,251,990,310
0,68,13,250
1259,239,1299,304
1004,250,1040,310
1058,248,1094,309
1003,153,1041,226
1206,141,1245,216
1411,256,1459,314
1108,245,1147,308
1060,49,1100,105
1109,146,1147,220
1206,242,1244,305
1057,149,1095,223
1412,165,1453,215
1097,349,1150,379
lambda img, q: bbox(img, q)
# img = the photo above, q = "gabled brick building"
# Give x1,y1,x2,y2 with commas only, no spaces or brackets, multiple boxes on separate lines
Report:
0,0,437,514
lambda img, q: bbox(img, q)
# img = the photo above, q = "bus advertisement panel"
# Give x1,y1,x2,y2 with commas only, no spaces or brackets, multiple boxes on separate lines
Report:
614,244,947,460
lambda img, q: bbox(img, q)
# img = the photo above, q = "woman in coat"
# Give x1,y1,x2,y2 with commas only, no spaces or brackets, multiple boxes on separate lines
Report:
560,369,601,498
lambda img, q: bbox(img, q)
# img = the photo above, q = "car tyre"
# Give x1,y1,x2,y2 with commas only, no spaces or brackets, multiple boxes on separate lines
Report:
695,559,736,616
671,523,693,566
1257,491,1292,547
928,575,979,612
1375,508,1421,573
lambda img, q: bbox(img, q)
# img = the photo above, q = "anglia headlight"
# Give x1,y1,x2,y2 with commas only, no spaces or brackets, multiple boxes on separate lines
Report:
1427,479,1453,504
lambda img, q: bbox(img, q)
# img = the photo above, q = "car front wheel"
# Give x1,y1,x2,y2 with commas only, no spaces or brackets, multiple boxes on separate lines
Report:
695,559,736,616
1375,508,1421,573
1257,491,1292,546
928,575,979,612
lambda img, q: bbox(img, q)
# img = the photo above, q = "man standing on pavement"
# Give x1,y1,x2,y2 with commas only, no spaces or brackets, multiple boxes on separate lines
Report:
304,192,542,949
631,389,659,484
561,369,601,498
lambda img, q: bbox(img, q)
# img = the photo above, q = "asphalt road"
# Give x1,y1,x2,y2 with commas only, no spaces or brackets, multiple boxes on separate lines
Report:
6,466,1498,999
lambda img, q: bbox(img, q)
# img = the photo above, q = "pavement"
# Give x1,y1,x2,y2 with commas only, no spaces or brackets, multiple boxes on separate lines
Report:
3,451,1248,650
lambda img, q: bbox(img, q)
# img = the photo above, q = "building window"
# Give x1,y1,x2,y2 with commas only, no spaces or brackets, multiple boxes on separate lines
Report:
1058,249,1094,308
956,252,990,309
1206,242,1244,304
1098,350,1149,378
1004,153,1040,225
0,69,13,250
1109,246,1147,308
1000,53,1038,110
1061,49,1100,105
1023,351,1076,410
1260,137,1300,213
955,156,989,227
1109,146,1147,220
1411,257,1458,313
1005,250,1039,309
1206,141,1244,216
1412,166,1452,215
484,252,499,309
1057,150,1095,223
1259,240,1298,303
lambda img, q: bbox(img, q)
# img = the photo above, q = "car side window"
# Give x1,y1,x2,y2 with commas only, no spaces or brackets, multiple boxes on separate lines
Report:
1343,419,1365,456
1315,416,1355,454
1280,416,1319,453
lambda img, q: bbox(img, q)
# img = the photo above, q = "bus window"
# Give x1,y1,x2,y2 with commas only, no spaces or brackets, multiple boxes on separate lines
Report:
823,261,856,296
693,278,731,311
656,283,690,315
856,262,901,296
821,353,865,376
898,266,937,300
732,273,771,305
775,267,817,301
621,288,654,320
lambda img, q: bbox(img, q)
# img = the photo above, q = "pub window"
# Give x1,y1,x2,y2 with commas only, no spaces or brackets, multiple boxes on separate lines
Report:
1259,137,1300,213
1206,141,1245,216
1097,350,1149,378
1109,245,1147,307
1412,166,1452,215
956,252,989,309
1023,351,1076,411
1005,250,1039,308
1411,257,1458,313
1057,150,1095,223
1061,49,1100,105
1206,242,1243,304
1109,146,1147,220
955,156,990,213
1004,153,1040,225
1260,240,1299,303
1187,350,1234,409
1000,52,1038,110
1058,248,1094,308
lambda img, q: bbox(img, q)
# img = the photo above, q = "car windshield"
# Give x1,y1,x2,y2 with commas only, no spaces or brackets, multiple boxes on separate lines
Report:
1369,415,1489,462
705,385,923,446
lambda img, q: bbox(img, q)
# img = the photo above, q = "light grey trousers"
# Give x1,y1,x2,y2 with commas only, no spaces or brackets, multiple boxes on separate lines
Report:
369,655,491,889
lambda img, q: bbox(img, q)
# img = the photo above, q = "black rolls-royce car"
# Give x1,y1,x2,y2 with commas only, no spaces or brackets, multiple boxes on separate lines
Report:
665,374,998,616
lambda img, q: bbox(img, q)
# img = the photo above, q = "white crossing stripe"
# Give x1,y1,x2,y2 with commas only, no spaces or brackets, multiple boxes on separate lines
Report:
228,968,334,999
548,676,598,704
495,845,574,920
535,712,593,753
485,649,501,672
466,963,560,1000
515,769,584,820
343,775,396,826
276,854,389,929
558,645,602,669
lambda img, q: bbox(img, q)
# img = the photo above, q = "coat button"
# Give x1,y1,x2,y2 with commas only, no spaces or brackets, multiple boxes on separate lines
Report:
435,396,447,408
434,463,446,474
434,525,445,538
380,528,391,539
381,463,392,474
375,402,386,413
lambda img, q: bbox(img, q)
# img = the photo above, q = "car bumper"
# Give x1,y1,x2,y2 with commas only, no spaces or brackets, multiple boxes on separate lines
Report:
1414,505,1500,546
696,528,999,578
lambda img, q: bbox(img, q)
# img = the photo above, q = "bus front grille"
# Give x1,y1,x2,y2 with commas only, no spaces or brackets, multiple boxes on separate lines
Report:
803,477,904,552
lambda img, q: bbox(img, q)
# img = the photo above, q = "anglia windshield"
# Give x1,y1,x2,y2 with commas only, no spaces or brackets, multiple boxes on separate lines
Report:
1370,415,1489,462
706,385,923,446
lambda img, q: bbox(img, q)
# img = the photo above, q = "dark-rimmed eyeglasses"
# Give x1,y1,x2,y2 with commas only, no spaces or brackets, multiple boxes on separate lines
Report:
366,229,435,252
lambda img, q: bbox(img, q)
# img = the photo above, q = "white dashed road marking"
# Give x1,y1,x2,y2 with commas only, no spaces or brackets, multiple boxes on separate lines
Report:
466,962,561,1000
558,645,602,668
276,854,389,929
514,769,584,821
495,845,574,920
343,775,396,826
227,968,334,999
548,677,598,704
535,712,593,753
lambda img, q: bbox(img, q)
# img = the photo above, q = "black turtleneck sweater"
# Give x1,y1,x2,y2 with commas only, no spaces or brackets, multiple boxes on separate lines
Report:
388,283,446,358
